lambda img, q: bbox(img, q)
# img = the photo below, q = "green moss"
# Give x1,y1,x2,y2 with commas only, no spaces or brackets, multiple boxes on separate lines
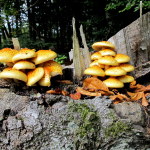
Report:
104,112,131,138
67,101,101,149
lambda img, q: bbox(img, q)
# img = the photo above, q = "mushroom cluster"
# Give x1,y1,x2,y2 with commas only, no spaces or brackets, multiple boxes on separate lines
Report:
84,41,135,88
0,48,63,86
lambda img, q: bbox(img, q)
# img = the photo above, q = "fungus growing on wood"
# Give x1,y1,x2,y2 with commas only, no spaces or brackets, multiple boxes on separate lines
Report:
31,50,57,65
92,41,116,51
0,48,63,87
12,48,36,62
0,67,27,82
13,60,36,70
103,77,124,88
84,66,105,77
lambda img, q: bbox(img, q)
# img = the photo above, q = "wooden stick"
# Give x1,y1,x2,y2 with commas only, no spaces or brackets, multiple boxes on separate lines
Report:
72,17,85,83
12,38,21,50
140,1,142,18
79,24,91,68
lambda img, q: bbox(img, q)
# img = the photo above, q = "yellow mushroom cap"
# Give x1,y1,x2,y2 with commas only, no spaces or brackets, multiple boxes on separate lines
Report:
13,60,36,70
103,77,124,88
105,66,127,76
0,48,18,62
117,75,135,83
115,54,130,63
119,63,135,72
27,67,44,86
39,60,63,77
31,50,57,65
12,48,36,62
38,67,51,86
92,41,115,51
89,60,105,68
84,66,105,77
91,52,102,60
99,49,116,56
98,56,119,66
0,67,27,82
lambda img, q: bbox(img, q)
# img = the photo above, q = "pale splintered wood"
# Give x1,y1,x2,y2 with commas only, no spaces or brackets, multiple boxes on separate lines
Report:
12,38,20,50
79,25,91,69
72,17,85,82
108,12,150,78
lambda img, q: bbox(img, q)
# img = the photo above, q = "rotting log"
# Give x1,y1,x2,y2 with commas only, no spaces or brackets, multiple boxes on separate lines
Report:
108,12,150,79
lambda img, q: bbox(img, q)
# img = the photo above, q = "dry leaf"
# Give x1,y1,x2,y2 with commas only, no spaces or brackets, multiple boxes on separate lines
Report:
83,77,109,92
56,80,73,84
76,87,102,97
46,89,68,95
127,91,143,101
110,93,130,101
70,92,81,100
141,93,149,106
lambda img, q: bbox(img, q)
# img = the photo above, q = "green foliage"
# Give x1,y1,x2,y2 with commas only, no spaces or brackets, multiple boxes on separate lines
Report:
54,54,67,64
105,0,150,12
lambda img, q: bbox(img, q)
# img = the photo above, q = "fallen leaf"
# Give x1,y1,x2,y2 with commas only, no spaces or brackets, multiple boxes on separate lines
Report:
46,88,68,95
56,80,73,84
83,77,109,92
110,93,130,101
135,85,150,93
141,93,149,106
127,91,143,101
76,87,102,97
70,92,81,100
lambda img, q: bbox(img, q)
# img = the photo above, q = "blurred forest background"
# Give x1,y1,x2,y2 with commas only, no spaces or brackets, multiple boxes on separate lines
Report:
0,0,149,56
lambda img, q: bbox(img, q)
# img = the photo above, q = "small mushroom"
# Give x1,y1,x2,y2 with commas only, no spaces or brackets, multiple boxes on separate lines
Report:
12,48,36,62
115,54,130,63
27,67,44,86
92,41,116,51
84,66,105,77
38,67,51,86
99,49,116,56
0,67,27,82
89,60,105,68
105,66,126,76
0,48,18,66
103,77,124,88
31,50,57,65
39,60,63,77
117,75,135,83
91,52,102,60
98,56,119,66
13,60,36,70
119,63,135,72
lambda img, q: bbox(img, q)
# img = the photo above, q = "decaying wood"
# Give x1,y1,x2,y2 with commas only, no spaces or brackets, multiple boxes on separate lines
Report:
108,12,150,78
72,17,85,82
79,25,91,68
12,38,21,50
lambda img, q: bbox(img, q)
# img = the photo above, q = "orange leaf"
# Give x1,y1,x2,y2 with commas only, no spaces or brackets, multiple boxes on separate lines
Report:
110,93,129,101
127,92,143,101
135,85,150,93
83,77,109,92
70,92,81,100
46,88,68,96
76,87,102,97
141,93,149,106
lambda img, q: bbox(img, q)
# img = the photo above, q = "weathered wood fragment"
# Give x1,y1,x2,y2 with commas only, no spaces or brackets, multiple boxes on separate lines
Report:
108,12,150,78
72,18,85,82
12,38,21,50
79,25,91,68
